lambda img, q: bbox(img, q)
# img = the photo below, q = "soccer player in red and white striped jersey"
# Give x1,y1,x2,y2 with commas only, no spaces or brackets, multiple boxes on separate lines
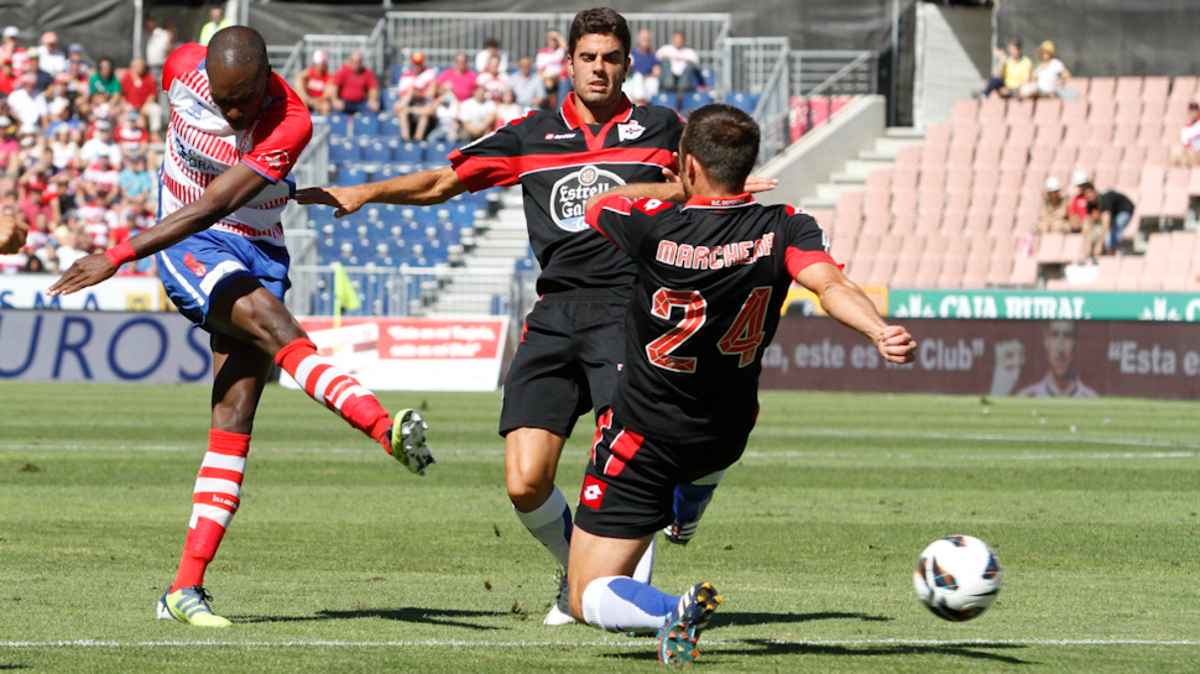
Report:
49,27,434,627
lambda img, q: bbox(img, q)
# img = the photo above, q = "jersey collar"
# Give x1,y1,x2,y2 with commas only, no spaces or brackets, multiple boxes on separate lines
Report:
682,192,755,209
560,91,634,152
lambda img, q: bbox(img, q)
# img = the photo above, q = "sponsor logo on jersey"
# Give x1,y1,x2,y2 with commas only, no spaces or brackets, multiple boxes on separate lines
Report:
617,119,645,142
549,164,625,232
579,474,607,509
544,132,578,141
256,149,291,170
173,136,221,174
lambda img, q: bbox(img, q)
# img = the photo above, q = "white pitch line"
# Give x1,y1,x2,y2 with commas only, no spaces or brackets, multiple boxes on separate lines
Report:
737,450,1199,462
1,638,1197,649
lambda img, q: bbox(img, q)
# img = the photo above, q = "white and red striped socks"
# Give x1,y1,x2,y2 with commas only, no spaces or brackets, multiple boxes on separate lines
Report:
273,337,393,452
171,429,250,591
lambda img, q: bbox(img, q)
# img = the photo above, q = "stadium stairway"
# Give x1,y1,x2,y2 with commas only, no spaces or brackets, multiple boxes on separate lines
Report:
800,127,926,212
429,187,531,314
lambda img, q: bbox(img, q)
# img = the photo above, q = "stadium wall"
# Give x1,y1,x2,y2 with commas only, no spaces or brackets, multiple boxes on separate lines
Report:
994,0,1200,76
0,0,135,65
762,316,1200,400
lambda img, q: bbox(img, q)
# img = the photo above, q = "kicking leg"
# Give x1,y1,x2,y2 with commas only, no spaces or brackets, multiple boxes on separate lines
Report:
207,276,432,473
158,335,270,627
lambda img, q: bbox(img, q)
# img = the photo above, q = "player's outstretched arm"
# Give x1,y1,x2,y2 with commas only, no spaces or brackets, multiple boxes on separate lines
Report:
295,166,467,217
583,181,684,216
796,262,917,365
48,164,270,297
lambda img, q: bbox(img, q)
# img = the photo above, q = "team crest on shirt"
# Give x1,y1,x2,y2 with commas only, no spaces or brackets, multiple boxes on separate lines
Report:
183,253,207,277
549,164,625,232
257,149,291,170
617,119,645,142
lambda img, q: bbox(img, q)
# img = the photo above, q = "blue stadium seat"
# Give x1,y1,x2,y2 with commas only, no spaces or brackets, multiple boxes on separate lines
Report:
336,166,366,186
329,113,351,137
683,91,714,114
393,142,423,164
726,91,759,115
329,140,359,163
652,92,676,109
361,141,390,164
356,114,380,137
379,116,401,137
415,208,437,226
428,141,449,159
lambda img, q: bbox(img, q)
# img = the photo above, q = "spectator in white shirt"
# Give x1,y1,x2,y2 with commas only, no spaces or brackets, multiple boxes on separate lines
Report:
7,72,47,132
657,31,701,98
37,31,66,76
80,120,121,167
474,38,509,77
495,88,524,126
1021,40,1070,99
1173,101,1200,168
476,55,509,99
457,85,496,142
428,82,460,143
393,51,438,141
509,57,546,110
535,30,565,81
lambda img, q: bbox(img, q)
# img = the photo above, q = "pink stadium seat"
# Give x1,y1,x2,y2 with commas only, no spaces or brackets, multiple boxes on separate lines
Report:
1116,257,1145,291
895,145,922,171
1089,98,1116,123
866,169,892,195
854,233,883,258
1094,165,1118,190
999,168,1024,193
1097,145,1124,168
1008,255,1038,286
953,121,981,145
1142,165,1167,192
1140,98,1168,125
1189,169,1200,196
1007,125,1035,151
1169,76,1198,102
971,185,997,211
1112,123,1138,147
978,124,1007,147
986,255,1012,286
1161,191,1189,221
1143,76,1170,101
1115,76,1143,100
830,235,856,263
1006,100,1034,124
1072,77,1092,97
891,187,918,213
1168,230,1198,259
868,255,897,286
1063,123,1089,146
1034,123,1065,148
1061,234,1086,263
1088,77,1116,101
890,256,919,287
1144,232,1172,262
893,211,917,234
973,143,1001,168
913,258,943,288
914,211,942,235
926,122,952,147
1052,143,1079,168
965,208,991,234
952,99,978,126
892,167,919,195
1087,123,1115,147
1163,256,1192,291
1144,144,1170,167
1028,144,1055,169
946,191,971,212
1036,233,1065,263
936,257,967,288
947,143,974,169
979,97,1006,124
1166,167,1189,192
1116,98,1143,123
1033,99,1063,126
1060,99,1087,125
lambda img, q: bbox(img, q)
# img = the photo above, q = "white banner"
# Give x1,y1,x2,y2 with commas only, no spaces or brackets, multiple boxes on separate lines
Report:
0,309,211,383
0,274,164,311
282,316,510,392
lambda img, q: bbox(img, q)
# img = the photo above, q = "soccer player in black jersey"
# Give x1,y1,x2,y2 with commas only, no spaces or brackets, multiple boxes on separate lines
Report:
569,104,917,665
298,8,776,624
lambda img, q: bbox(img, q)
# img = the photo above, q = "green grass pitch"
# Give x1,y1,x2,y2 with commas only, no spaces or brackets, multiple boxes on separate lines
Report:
1,382,1198,672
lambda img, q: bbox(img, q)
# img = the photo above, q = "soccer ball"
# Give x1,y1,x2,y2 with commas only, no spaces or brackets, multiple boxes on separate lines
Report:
912,535,1002,622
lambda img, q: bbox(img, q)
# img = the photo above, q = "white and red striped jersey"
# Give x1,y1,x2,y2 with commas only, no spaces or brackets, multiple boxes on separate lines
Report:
161,43,312,247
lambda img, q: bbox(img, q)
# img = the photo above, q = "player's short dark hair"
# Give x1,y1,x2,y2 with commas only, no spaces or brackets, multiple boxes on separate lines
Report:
567,8,631,59
680,104,760,193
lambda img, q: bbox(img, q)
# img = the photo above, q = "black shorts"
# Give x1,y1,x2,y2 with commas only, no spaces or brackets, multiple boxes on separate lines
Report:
573,410,746,539
498,293,627,438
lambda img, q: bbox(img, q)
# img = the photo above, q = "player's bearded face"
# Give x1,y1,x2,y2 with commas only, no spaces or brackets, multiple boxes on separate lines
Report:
568,33,629,107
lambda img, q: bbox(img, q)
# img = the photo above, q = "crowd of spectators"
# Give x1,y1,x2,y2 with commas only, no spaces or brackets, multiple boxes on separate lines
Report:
0,25,170,275
982,38,1071,100
1039,172,1137,262
302,28,711,143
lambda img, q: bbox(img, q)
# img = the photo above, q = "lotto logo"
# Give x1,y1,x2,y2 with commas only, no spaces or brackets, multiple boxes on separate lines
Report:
580,475,607,509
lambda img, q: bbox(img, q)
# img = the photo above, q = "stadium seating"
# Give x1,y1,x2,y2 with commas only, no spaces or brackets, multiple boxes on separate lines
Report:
827,76,1200,290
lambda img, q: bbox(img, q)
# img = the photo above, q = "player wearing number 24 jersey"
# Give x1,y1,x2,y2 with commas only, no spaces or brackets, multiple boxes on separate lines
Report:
562,104,918,666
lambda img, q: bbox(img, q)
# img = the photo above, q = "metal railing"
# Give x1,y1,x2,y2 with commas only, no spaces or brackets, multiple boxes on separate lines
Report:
383,11,730,72
719,37,790,94
288,264,525,318
790,50,877,97
752,48,791,165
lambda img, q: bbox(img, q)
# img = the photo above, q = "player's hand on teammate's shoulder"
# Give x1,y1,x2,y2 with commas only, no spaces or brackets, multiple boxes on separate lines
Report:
295,185,369,218
743,175,779,194
874,325,917,364
47,253,117,297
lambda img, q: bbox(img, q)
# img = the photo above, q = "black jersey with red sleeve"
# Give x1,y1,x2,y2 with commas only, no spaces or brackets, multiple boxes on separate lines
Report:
584,192,836,444
448,92,682,297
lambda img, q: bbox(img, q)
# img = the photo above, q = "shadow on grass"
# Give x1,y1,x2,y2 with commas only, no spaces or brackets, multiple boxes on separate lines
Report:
708,611,892,629
606,640,1033,666
0,666,30,671
233,607,507,631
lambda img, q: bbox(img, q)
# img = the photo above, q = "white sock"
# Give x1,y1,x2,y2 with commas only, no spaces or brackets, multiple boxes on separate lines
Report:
633,536,655,584
581,575,678,633
514,486,572,567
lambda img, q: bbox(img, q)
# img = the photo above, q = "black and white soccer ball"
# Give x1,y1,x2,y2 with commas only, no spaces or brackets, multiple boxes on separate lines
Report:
912,534,1002,622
